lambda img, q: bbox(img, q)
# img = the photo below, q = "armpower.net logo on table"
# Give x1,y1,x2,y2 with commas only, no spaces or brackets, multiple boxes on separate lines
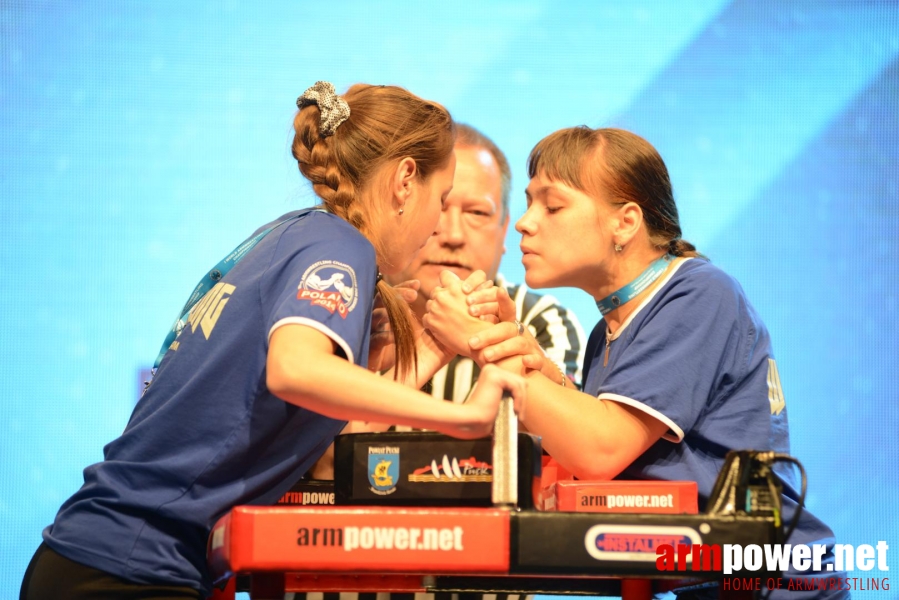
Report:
297,525,465,552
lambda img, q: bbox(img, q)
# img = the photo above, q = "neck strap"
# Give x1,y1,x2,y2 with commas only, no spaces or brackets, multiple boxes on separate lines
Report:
596,254,673,316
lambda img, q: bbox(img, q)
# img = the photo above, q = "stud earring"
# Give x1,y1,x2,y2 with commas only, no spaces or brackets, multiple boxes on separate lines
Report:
614,243,623,252
398,207,404,216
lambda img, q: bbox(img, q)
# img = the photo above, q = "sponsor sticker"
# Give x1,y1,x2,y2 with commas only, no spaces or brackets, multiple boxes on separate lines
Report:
408,455,492,483
368,446,400,495
584,524,701,562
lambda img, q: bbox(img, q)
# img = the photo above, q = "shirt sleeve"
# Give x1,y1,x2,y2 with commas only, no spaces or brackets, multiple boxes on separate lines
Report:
598,268,751,442
262,216,376,368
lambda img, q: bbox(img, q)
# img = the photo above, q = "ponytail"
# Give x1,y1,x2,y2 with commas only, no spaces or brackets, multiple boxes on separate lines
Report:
375,279,417,380
666,237,701,259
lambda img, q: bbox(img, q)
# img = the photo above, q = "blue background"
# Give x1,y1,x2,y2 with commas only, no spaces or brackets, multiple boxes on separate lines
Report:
2,1,897,597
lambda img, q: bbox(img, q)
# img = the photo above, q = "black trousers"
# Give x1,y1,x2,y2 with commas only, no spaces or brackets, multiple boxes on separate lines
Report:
20,542,203,600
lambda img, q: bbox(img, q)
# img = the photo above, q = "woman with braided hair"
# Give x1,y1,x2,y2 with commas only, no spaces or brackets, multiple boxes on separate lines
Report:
20,82,525,600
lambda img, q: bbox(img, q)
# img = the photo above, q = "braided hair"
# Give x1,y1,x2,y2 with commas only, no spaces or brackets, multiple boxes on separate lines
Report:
292,84,455,380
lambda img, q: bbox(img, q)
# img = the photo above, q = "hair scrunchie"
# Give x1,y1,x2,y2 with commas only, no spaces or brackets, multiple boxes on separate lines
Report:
296,81,351,137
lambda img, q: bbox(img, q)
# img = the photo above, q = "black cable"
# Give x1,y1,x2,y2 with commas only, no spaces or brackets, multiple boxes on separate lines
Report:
757,454,807,600
773,454,807,545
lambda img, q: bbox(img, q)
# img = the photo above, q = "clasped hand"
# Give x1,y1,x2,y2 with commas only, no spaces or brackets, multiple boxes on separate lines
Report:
422,270,546,373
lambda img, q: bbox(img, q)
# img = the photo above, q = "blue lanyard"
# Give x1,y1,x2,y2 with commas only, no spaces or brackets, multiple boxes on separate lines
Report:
152,209,317,369
595,254,673,316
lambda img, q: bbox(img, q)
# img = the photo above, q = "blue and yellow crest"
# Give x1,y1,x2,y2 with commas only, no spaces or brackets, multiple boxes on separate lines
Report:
367,447,400,495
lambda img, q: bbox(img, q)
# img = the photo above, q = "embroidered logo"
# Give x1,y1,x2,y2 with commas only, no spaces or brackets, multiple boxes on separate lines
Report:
297,260,358,318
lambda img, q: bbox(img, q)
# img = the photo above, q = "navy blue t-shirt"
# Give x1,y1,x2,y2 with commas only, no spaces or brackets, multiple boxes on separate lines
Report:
43,209,377,594
585,258,846,598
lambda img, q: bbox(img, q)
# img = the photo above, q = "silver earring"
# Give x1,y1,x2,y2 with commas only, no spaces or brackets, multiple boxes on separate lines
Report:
398,207,404,216
614,243,623,252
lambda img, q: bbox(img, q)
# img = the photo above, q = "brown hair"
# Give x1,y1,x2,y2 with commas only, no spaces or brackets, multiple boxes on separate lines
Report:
527,126,699,258
455,123,512,220
292,84,455,380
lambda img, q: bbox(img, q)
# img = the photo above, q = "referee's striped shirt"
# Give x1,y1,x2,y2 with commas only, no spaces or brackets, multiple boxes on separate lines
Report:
421,278,586,406
289,281,586,600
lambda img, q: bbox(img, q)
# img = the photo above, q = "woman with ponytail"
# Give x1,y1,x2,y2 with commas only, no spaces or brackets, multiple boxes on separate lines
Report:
424,127,845,598
21,82,525,600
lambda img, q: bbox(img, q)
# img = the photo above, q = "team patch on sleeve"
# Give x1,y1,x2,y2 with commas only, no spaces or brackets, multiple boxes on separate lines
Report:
296,260,358,319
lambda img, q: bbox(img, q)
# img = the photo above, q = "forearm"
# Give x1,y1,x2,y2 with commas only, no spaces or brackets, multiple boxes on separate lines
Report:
272,350,471,430
268,324,525,440
529,303,585,385
380,333,453,390
520,372,666,480
535,348,569,385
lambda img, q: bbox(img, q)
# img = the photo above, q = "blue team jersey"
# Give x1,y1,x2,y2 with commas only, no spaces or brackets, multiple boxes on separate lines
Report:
42,209,377,594
585,258,846,598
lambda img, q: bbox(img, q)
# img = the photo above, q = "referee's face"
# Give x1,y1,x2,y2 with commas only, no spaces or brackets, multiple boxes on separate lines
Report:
389,145,510,303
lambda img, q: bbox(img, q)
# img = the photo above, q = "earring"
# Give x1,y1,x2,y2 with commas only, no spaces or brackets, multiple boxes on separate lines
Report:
398,207,404,216
614,243,623,252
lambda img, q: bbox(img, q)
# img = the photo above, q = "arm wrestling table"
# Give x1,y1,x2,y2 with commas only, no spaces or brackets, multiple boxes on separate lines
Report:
207,399,776,600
